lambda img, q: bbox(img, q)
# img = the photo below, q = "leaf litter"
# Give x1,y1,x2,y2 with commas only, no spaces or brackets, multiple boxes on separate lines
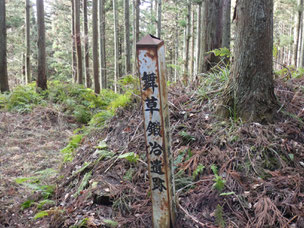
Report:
1,77,304,227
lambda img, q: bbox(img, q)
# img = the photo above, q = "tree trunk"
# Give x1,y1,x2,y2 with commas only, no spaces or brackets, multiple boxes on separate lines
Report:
71,0,77,83
132,0,140,73
190,7,195,79
202,0,231,71
157,0,161,38
113,0,119,92
93,0,100,93
218,0,277,123
222,0,231,50
293,0,303,67
83,0,92,88
195,3,202,76
124,0,131,74
36,0,47,90
183,0,191,77
99,0,107,89
0,0,9,92
25,0,31,84
74,0,83,84
174,2,179,82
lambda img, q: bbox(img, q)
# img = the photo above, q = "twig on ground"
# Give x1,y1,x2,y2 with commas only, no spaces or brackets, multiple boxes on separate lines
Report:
178,204,213,228
104,120,143,174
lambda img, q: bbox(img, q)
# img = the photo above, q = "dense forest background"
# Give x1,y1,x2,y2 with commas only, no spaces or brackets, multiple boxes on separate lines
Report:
3,0,304,88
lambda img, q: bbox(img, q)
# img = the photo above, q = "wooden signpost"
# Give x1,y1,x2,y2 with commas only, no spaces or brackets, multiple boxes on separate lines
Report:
136,35,176,228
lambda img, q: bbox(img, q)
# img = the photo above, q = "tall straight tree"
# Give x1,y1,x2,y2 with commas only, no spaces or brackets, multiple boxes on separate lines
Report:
36,0,47,90
113,0,119,92
222,0,231,50
0,0,9,92
93,0,100,93
202,0,231,71
157,0,161,38
71,0,77,83
190,7,195,77
183,0,191,76
218,0,277,122
25,0,31,84
74,0,83,84
83,0,91,88
174,0,179,82
132,0,140,73
124,0,131,74
99,0,106,89
293,0,303,67
195,2,202,75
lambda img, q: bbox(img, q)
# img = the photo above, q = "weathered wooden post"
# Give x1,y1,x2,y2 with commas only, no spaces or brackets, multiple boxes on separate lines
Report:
136,35,176,228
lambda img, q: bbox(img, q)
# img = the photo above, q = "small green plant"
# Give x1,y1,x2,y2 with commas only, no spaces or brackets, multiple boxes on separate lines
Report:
178,131,196,144
208,47,231,58
21,200,35,210
211,165,226,192
60,134,84,162
118,152,139,163
103,219,118,227
215,204,225,228
34,211,49,220
193,164,205,180
75,171,92,197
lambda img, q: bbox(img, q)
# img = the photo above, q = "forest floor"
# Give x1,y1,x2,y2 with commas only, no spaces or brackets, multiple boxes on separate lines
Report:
0,77,304,228
0,107,78,227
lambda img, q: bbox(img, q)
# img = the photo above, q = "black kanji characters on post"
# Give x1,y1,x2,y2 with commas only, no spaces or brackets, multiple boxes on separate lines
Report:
152,177,166,192
147,121,161,137
142,72,158,92
149,141,163,156
145,96,159,115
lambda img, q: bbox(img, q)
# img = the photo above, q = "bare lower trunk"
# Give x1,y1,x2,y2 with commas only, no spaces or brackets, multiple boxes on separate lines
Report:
71,0,77,83
157,0,161,38
190,8,195,79
74,0,83,84
99,0,107,89
195,4,202,76
183,0,191,77
84,0,91,88
113,0,119,92
25,0,31,84
293,0,303,67
93,0,100,93
0,0,9,92
218,0,277,122
36,0,47,90
124,0,131,74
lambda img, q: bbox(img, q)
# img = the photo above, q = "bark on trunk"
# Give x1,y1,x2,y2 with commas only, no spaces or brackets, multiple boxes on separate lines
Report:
174,1,179,82
218,0,277,122
113,0,119,92
93,0,100,93
83,0,91,88
195,3,202,76
36,0,47,90
0,0,9,92
190,8,195,79
124,0,131,74
183,0,191,77
71,0,77,83
222,0,231,50
74,0,83,84
293,0,303,67
25,0,31,84
132,0,140,73
202,0,230,71
99,0,107,89
157,0,161,38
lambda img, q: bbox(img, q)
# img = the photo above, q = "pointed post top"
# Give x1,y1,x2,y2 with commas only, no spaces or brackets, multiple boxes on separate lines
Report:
137,34,164,47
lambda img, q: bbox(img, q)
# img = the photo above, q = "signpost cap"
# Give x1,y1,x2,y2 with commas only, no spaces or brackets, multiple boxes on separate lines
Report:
137,34,164,47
